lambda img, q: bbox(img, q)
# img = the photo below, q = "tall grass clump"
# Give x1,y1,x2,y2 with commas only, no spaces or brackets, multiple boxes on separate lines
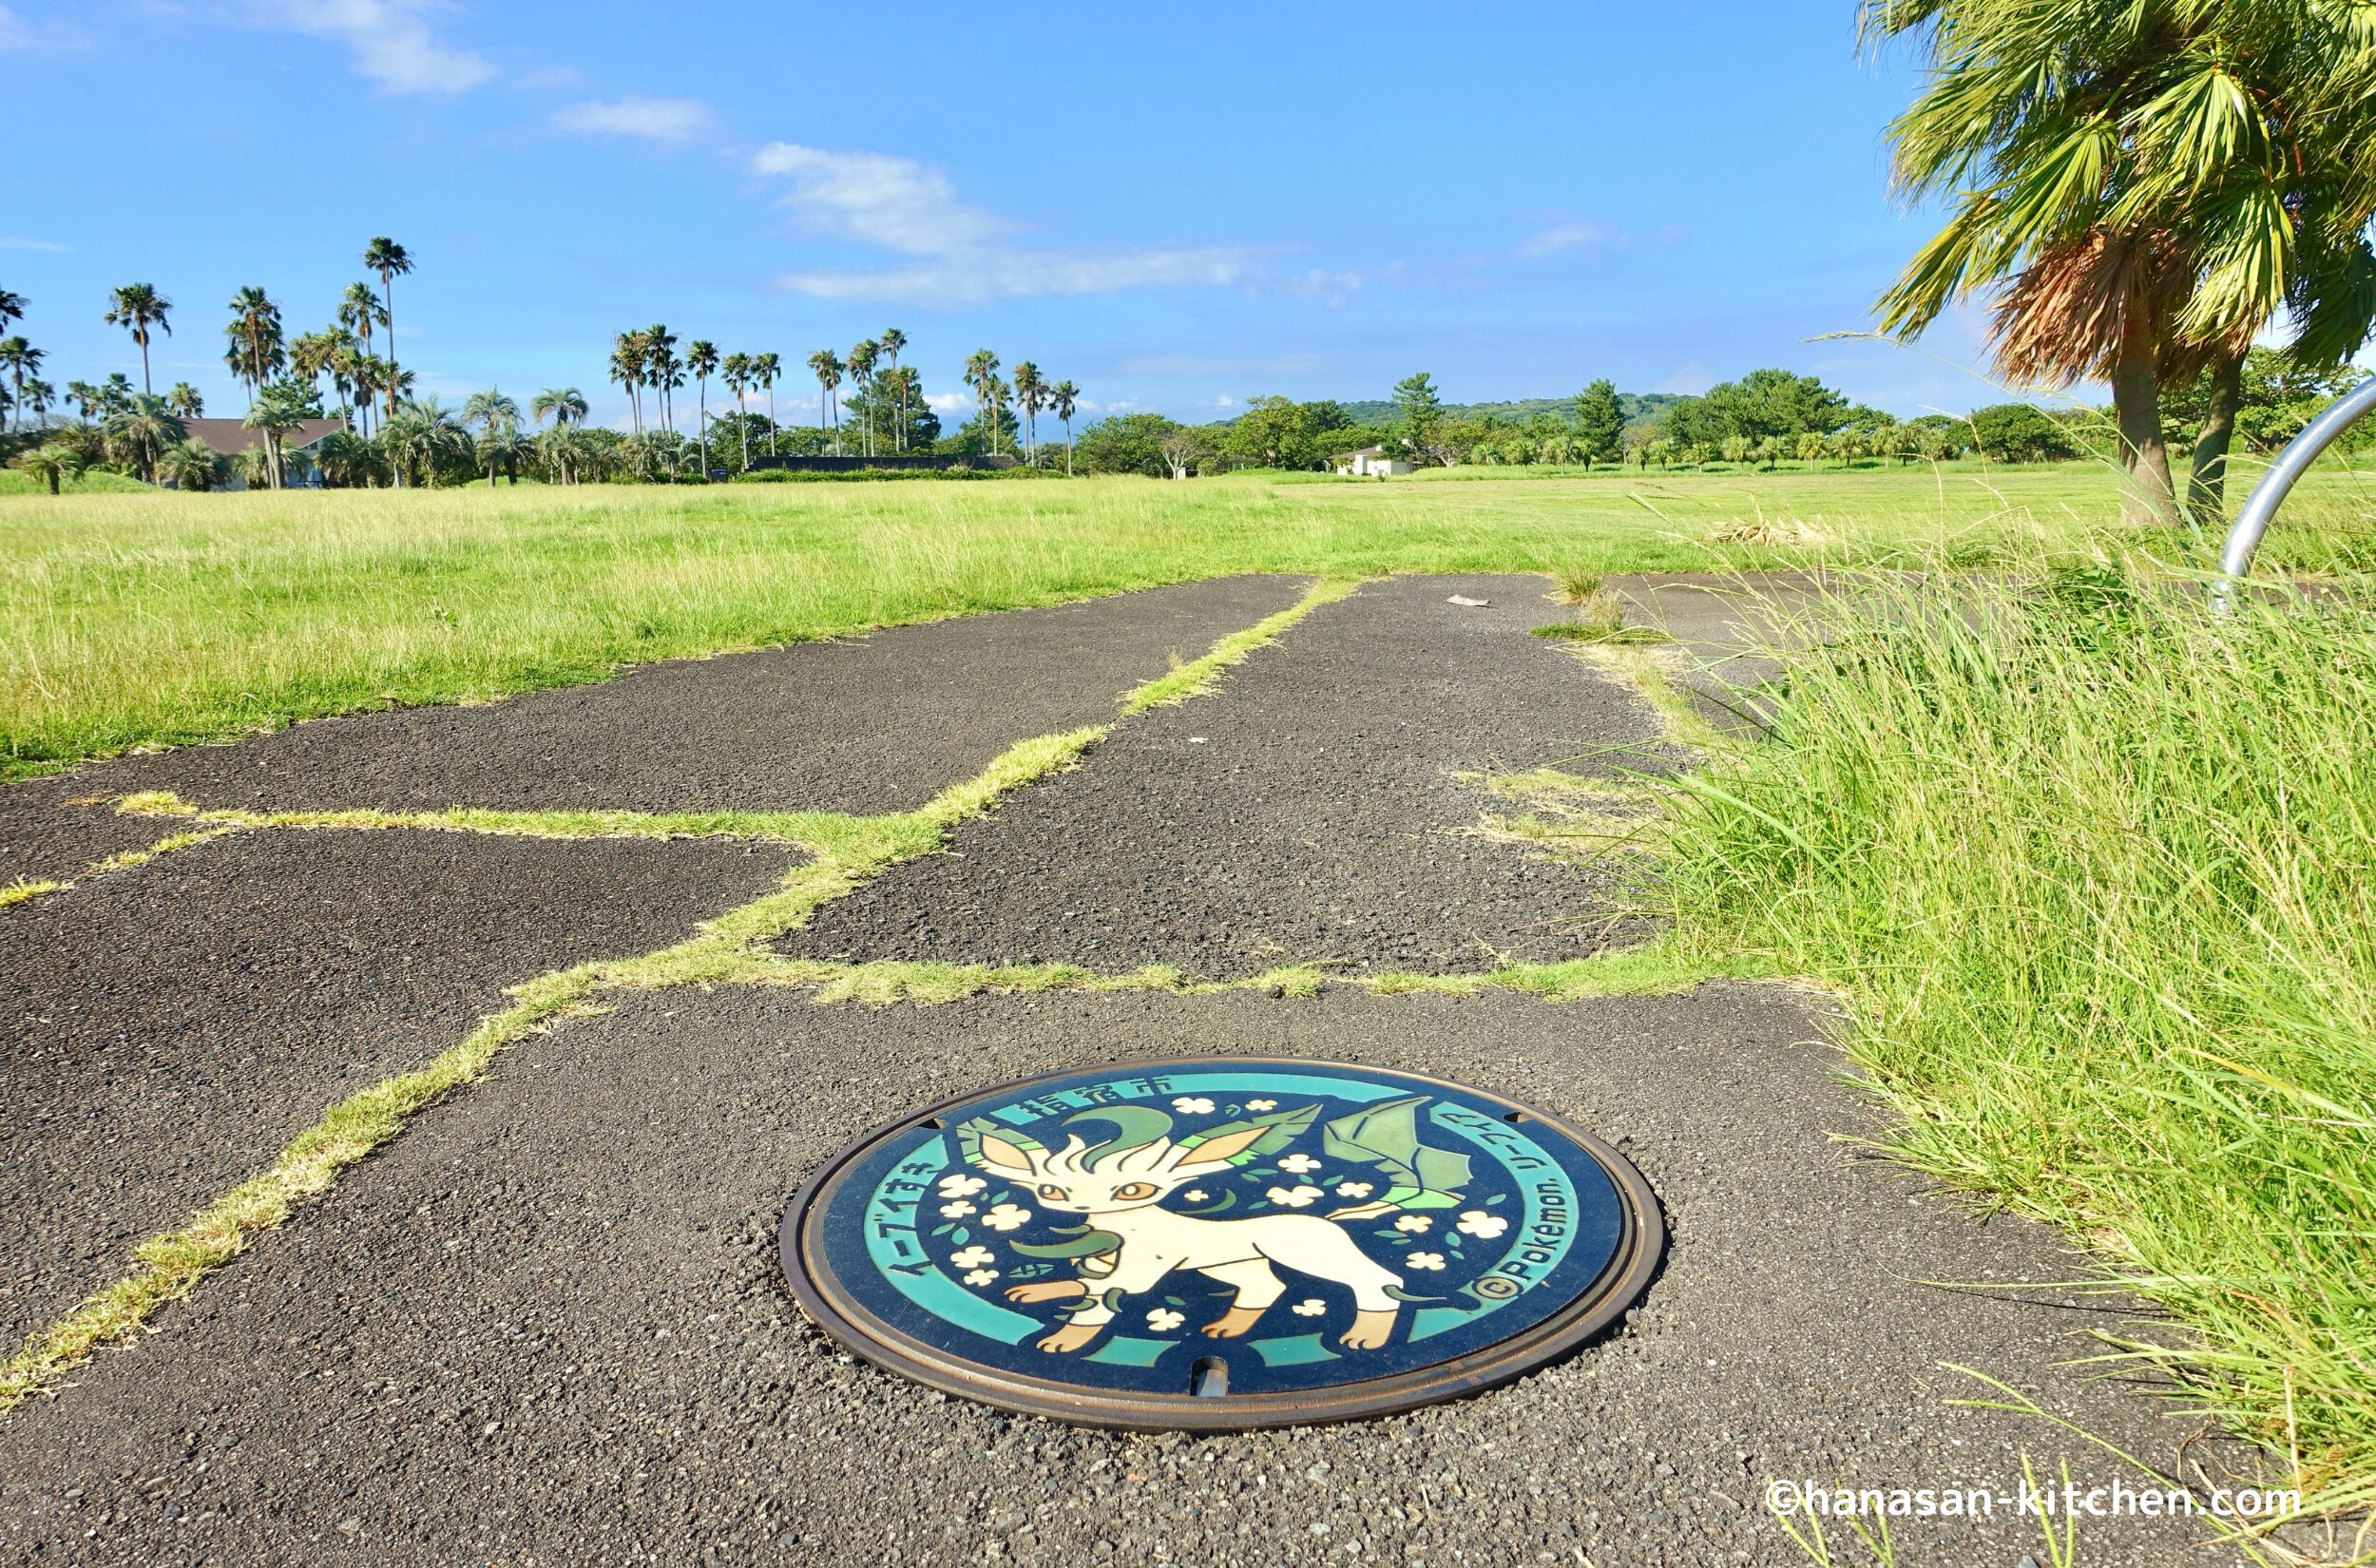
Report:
1659,556,2376,1502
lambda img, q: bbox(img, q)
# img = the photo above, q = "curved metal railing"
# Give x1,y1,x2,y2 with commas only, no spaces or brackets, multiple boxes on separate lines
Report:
2216,376,2376,599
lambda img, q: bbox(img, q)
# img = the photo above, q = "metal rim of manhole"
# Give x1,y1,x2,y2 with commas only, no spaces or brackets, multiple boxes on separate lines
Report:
779,1057,1663,1431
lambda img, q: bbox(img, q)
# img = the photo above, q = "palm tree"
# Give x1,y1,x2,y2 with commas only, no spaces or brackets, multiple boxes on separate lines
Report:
381,395,469,488
752,352,782,456
360,238,412,412
0,288,23,335
223,286,285,407
22,377,54,430
847,339,879,458
963,349,1000,454
0,335,40,432
242,384,313,490
531,386,587,430
336,284,386,433
155,436,228,492
1050,380,1078,476
1011,360,1043,462
475,418,528,486
643,324,680,434
686,340,719,473
879,328,908,450
610,331,647,435
15,442,86,495
104,284,173,394
105,394,186,482
288,331,337,413
1866,0,2376,524
807,350,841,453
312,428,378,488
722,353,754,469
464,388,520,433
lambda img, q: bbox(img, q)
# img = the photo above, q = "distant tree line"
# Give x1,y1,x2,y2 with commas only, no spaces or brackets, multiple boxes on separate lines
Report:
1054,354,2369,482
0,244,1092,490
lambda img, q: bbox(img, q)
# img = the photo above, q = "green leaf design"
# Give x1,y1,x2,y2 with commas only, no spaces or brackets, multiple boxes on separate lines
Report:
1320,1095,1473,1201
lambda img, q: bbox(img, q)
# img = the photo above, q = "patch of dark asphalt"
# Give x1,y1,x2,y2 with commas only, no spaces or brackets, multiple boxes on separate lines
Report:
1600,572,1830,736
778,575,1682,980
0,985,2229,1567
0,828,794,1348
55,576,1313,817
0,778,182,889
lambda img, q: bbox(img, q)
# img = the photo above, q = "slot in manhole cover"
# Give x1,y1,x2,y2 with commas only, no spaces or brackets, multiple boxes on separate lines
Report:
780,1058,1661,1429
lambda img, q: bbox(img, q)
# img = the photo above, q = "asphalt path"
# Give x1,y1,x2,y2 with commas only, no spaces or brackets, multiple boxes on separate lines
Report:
0,573,2251,1567
0,829,794,1346
782,576,1679,979
0,986,2213,1567
41,576,1310,818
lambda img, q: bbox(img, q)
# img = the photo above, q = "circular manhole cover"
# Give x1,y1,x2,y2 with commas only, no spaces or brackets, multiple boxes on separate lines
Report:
780,1058,1661,1430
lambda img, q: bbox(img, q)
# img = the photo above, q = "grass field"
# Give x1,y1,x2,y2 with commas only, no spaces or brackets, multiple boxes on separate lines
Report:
9,459,2376,1524
6,462,2373,777
1660,562,2376,1518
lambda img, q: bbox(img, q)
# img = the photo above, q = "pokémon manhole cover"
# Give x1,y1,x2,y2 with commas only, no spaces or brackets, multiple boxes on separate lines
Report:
779,1058,1661,1430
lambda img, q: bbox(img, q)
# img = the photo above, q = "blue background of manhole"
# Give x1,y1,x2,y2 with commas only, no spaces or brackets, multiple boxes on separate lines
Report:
783,1059,1657,1423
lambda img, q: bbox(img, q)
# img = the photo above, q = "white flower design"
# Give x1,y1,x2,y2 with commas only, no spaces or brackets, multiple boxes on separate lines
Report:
949,1245,997,1271
1266,1184,1323,1209
1172,1097,1215,1115
1407,1251,1447,1272
1456,1210,1508,1239
1334,1180,1375,1198
1146,1309,1185,1332
1245,1099,1277,1111
936,1175,987,1198
964,1269,999,1287
1292,1298,1327,1317
1277,1153,1321,1175
1183,1189,1210,1203
940,1201,976,1218
982,1203,1033,1232
1394,1214,1433,1233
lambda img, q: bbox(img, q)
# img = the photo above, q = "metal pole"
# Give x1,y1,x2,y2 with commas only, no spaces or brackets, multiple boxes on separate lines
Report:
2215,376,2376,607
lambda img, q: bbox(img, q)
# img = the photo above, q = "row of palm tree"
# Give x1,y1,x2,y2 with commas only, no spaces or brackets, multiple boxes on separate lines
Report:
10,247,1102,488
955,349,1082,472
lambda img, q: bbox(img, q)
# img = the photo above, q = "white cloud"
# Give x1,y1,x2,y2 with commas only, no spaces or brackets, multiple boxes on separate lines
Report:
924,392,969,413
1516,220,1617,259
0,4,83,48
0,236,68,252
1656,362,1714,395
779,243,1262,307
752,142,1266,306
253,0,494,95
512,64,581,91
552,95,716,145
750,143,1011,253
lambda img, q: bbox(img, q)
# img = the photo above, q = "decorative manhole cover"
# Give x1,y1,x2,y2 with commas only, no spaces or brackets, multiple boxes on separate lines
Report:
780,1059,1661,1429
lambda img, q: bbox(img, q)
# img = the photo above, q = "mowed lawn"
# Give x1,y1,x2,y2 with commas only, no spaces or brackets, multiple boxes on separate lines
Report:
7,461,2371,777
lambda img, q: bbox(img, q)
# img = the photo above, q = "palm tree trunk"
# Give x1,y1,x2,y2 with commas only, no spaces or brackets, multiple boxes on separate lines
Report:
2112,307,2175,526
139,336,152,395
767,386,777,456
2186,351,2245,526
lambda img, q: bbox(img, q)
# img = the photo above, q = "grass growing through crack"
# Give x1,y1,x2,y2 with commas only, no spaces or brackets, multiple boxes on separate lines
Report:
0,586,1365,1415
113,789,850,847
1656,554,2376,1507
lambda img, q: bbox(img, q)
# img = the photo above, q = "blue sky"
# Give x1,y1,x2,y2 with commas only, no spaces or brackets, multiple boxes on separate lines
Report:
2,0,2010,430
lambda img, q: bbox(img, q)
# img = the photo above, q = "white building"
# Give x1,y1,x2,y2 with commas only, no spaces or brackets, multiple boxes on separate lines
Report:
1333,445,1412,477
